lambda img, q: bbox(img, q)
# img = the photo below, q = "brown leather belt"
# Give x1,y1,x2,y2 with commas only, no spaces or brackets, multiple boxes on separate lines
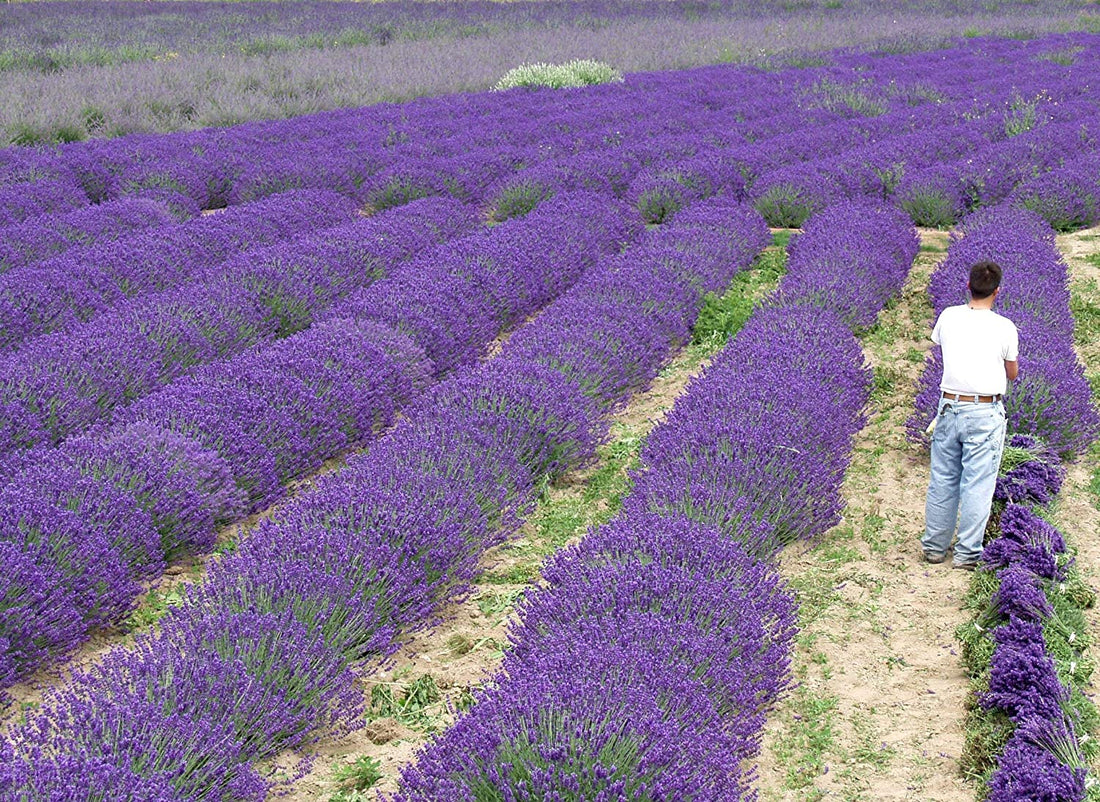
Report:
942,392,1002,403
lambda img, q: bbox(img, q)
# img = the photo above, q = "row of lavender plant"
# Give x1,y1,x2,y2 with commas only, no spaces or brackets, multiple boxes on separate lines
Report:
0,85,890,346
0,196,478,466
0,188,360,351
0,196,180,274
0,197,771,798
392,200,919,798
0,172,89,227
0,191,634,692
6,31,1095,227
1010,147,1100,232
6,82,1021,462
910,206,1099,799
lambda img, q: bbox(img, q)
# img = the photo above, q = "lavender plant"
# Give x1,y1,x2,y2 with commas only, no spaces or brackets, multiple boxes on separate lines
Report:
395,197,910,796
1,196,770,793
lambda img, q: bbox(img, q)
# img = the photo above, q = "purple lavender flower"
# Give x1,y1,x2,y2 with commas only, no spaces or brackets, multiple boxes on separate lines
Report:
988,731,1087,802
984,617,1070,721
994,565,1054,621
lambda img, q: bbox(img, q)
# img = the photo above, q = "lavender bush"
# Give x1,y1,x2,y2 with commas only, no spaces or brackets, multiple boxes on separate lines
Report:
395,198,913,796
0,189,359,350
0,197,177,274
0,197,476,461
1,196,770,794
0,191,636,689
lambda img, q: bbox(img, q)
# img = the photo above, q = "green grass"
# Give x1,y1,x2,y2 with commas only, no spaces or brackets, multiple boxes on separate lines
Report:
694,246,787,346
327,756,383,802
122,586,184,630
477,243,789,602
367,674,443,731
772,680,840,793
1070,277,1100,346
771,229,797,249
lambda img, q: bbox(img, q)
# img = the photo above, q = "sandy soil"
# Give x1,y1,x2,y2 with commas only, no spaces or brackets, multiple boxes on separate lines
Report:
1054,225,1100,774
755,227,1100,800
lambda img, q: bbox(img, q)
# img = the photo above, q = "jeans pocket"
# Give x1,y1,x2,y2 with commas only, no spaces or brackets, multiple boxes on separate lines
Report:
966,407,1005,446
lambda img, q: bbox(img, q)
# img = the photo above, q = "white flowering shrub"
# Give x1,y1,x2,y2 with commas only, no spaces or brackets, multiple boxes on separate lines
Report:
493,59,624,90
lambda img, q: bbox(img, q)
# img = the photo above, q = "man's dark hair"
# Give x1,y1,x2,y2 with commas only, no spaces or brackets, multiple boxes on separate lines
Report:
969,261,1002,300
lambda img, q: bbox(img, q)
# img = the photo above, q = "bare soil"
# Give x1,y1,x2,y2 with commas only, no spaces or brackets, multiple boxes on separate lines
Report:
1054,225,1100,774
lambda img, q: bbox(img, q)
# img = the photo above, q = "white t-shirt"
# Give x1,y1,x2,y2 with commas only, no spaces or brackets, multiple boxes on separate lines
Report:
932,304,1019,396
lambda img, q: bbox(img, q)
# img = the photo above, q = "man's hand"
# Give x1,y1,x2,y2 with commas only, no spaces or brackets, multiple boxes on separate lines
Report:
1005,360,1018,381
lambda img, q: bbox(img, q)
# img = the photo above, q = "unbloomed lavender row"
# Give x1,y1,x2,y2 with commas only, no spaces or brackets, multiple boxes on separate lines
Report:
0,197,476,467
0,189,360,351
393,199,916,798
1,8,1091,145
908,205,1099,456
0,190,633,692
0,198,771,797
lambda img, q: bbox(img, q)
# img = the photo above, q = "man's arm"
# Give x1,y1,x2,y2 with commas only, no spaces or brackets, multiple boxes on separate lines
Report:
1005,360,1018,381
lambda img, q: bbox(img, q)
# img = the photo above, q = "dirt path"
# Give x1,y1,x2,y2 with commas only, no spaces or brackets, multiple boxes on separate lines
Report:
754,232,977,801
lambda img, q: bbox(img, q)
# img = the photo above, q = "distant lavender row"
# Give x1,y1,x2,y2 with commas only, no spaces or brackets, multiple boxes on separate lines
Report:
5,30,1099,218
755,106,1100,228
0,189,359,351
0,197,179,275
0,62,1059,339
0,197,474,465
908,205,1100,456
393,200,915,797
0,191,634,690
0,5,1092,143
0,198,771,797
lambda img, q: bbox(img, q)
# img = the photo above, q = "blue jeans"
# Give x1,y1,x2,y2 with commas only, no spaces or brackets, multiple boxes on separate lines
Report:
923,398,1006,565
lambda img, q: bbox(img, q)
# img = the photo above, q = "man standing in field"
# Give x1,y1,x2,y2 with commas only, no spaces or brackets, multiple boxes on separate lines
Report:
922,261,1019,571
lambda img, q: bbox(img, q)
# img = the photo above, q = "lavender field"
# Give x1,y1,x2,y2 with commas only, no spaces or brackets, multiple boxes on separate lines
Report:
2,0,1100,143
2,5,1100,801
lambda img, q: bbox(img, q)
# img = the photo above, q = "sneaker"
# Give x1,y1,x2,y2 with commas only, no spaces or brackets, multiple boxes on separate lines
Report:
952,561,978,571
924,551,947,564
